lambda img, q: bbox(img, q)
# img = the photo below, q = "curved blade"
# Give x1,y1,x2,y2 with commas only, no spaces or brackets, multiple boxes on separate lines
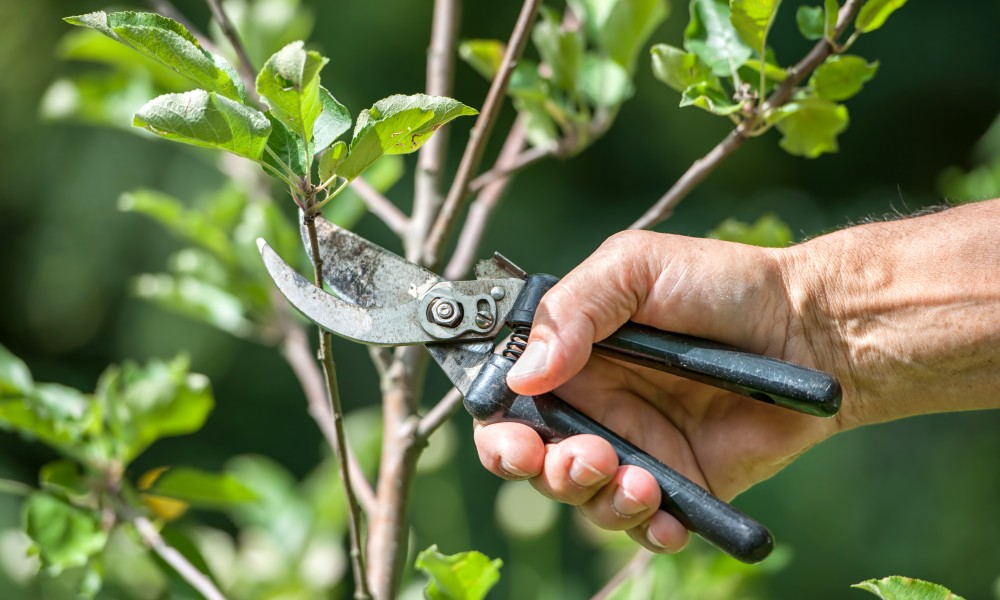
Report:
304,215,440,309
259,238,433,346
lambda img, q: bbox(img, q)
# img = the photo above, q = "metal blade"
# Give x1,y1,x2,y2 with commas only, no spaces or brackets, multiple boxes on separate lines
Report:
428,342,493,396
260,238,433,346
304,214,440,309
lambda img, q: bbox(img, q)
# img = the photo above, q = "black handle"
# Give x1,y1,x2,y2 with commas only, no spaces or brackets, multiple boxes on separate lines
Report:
594,323,841,417
464,354,774,564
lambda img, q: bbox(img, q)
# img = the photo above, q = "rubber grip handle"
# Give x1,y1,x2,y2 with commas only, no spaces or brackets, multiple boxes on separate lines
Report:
497,391,775,563
593,323,841,417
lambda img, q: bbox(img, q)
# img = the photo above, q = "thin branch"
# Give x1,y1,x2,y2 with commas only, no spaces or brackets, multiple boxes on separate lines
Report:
205,0,258,100
278,310,376,513
351,177,410,236
591,549,654,600
444,117,528,280
629,0,863,230
409,0,461,262
468,144,551,193
416,387,464,441
304,214,372,600
423,0,543,267
133,516,228,600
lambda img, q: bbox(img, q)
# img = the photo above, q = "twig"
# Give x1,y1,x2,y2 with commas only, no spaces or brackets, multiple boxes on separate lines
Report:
409,0,460,262
204,0,258,100
0,478,33,496
415,387,464,441
133,516,228,600
591,549,654,600
351,178,409,236
303,213,372,600
444,117,528,280
278,310,376,513
468,144,551,193
423,0,543,267
629,0,863,230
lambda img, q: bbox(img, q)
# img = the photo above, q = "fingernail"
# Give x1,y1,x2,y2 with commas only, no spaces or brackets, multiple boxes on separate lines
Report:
569,459,607,487
508,341,549,382
646,526,669,550
612,487,648,517
498,458,531,479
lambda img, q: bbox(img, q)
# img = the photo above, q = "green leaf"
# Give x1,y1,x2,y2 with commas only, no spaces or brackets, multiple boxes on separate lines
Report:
855,0,908,33
823,0,839,39
318,140,348,185
0,344,33,395
0,383,98,459
569,0,670,69
145,467,257,508
40,460,89,498
133,90,271,161
708,213,793,247
730,0,783,50
459,39,505,80
852,576,965,600
263,114,308,177
684,0,753,77
338,94,477,181
743,58,787,82
312,87,352,154
415,545,503,600
532,8,585,92
131,273,253,338
65,11,243,101
119,188,236,263
24,493,107,573
578,54,633,107
255,41,328,143
810,55,878,101
96,356,214,462
795,5,824,40
681,83,742,115
770,97,849,158
651,44,722,93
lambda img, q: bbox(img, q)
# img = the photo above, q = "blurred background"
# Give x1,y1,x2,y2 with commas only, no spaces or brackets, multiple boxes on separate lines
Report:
1,0,1000,598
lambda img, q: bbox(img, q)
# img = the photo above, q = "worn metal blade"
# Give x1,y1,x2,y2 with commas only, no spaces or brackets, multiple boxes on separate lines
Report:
428,342,494,396
304,214,440,309
260,238,434,346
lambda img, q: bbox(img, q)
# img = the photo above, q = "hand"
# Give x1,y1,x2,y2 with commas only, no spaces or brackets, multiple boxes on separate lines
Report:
473,199,1000,553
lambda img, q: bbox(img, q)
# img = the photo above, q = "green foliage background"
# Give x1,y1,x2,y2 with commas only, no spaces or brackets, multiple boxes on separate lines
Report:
1,0,999,598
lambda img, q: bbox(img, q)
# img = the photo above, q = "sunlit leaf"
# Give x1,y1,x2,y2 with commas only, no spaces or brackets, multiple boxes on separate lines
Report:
0,382,98,460
578,54,633,107
708,213,793,247
263,114,308,177
133,90,271,161
651,44,721,93
312,87,351,154
810,55,878,101
120,188,236,263
39,460,89,498
795,5,824,40
144,467,257,508
730,0,782,50
338,94,476,180
415,545,502,600
569,0,669,69
131,273,253,338
854,0,908,33
0,344,33,395
680,83,742,115
256,41,328,143
459,39,505,80
852,576,965,600
743,58,787,82
532,8,585,92
24,493,107,573
684,0,752,77
65,11,243,101
770,97,849,158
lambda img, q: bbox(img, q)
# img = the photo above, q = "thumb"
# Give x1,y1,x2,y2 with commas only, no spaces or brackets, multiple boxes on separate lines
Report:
506,231,661,396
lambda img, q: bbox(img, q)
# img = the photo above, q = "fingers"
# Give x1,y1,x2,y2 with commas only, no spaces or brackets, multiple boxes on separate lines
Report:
627,511,690,554
528,435,618,505
473,422,545,479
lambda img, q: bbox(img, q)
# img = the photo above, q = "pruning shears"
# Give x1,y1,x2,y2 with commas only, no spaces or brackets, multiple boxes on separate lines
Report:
257,216,841,564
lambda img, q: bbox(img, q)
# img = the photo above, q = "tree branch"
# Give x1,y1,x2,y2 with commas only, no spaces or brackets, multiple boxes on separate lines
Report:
629,0,863,230
590,549,654,600
416,387,463,441
351,177,409,236
204,0,258,100
133,516,228,600
467,143,550,194
444,117,528,280
423,0,543,267
303,213,372,600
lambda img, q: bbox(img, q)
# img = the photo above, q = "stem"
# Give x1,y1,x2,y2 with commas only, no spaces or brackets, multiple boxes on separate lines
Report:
590,550,654,600
410,0,461,263
350,178,410,236
422,0,543,267
303,213,372,600
444,117,528,280
133,516,228,600
0,478,33,496
629,0,863,230
467,144,551,193
416,387,463,441
204,0,258,101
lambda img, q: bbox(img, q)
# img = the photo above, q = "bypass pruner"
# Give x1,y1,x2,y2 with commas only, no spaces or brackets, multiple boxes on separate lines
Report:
257,216,841,564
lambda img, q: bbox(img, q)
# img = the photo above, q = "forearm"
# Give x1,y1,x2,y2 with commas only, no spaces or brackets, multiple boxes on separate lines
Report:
781,199,1000,428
